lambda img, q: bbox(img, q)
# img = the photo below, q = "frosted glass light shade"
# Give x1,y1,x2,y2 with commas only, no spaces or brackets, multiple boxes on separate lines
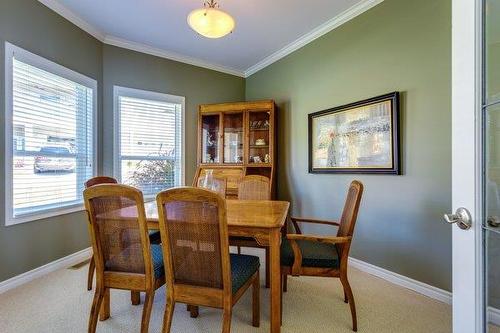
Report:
187,7,235,38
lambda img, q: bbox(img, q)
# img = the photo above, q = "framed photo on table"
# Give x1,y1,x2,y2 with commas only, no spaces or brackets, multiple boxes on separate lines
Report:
308,92,400,174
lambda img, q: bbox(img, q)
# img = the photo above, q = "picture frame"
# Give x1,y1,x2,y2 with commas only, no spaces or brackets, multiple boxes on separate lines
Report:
308,92,400,174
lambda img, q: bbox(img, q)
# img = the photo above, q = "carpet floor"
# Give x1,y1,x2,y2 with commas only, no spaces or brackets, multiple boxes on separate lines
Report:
0,248,489,333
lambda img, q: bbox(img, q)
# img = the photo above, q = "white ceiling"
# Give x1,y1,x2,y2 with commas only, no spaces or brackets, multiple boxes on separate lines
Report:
39,0,383,77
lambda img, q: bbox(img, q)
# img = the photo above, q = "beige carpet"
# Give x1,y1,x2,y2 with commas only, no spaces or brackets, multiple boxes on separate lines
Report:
0,248,473,333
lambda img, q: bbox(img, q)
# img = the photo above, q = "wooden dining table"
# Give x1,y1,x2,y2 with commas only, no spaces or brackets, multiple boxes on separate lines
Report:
144,199,290,333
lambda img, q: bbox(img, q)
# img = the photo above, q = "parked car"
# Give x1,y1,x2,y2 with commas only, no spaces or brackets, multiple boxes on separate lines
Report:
34,146,76,173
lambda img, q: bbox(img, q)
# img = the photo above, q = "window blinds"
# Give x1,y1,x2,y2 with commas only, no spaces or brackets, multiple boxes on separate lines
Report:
118,94,183,195
10,57,94,219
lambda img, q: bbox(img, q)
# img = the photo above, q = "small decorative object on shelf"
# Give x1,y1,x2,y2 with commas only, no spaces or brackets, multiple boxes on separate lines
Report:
195,100,277,198
255,139,266,146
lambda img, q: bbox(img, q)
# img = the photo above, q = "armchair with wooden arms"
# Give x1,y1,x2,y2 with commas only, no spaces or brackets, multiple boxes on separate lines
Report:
280,180,364,332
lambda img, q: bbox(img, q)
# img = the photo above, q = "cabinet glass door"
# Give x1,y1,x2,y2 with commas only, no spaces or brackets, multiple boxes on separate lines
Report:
201,114,220,163
248,111,270,164
223,112,244,164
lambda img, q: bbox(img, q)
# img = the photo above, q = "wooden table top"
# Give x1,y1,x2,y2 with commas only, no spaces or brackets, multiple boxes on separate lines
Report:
145,199,289,229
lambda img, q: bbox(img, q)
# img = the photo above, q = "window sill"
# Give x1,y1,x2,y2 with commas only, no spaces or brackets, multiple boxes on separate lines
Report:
5,204,86,226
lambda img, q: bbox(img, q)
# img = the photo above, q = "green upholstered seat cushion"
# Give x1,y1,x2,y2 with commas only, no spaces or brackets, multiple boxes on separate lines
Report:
104,243,164,279
148,230,161,244
150,244,165,279
230,254,260,294
281,237,340,268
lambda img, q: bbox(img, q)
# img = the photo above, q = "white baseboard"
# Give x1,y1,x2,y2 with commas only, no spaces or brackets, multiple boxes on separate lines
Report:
489,307,500,327
349,257,500,326
0,247,92,294
1,247,499,326
348,257,452,304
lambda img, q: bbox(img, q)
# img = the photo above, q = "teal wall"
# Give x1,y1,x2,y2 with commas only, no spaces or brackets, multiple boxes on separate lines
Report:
246,0,452,290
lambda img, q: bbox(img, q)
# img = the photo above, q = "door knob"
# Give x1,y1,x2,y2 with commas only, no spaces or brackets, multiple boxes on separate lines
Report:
443,207,472,230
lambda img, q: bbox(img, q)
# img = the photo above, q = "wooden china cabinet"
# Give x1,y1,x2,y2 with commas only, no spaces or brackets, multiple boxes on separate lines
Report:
193,100,277,198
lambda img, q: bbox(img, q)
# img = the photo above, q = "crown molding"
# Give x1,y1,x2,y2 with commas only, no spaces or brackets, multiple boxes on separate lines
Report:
103,36,246,77
38,0,383,78
244,0,384,77
38,0,106,41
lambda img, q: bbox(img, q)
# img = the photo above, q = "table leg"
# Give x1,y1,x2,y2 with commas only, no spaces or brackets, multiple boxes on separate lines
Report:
269,229,281,333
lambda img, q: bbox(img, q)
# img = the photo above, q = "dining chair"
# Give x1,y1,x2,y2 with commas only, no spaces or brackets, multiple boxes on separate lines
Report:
156,187,260,333
231,175,271,288
84,184,165,333
280,180,364,331
197,175,227,198
84,176,161,295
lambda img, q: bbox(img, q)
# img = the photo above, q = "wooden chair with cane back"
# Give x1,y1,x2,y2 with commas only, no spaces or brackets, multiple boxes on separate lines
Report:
156,187,260,333
280,180,364,331
84,176,161,296
84,184,165,333
230,175,272,288
196,175,227,198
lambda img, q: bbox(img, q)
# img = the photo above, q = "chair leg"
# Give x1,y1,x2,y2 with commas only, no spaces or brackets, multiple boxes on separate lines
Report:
131,291,141,305
252,271,260,327
340,276,357,332
99,288,110,321
87,256,95,291
140,291,155,333
190,305,199,318
237,246,241,254
283,273,287,292
344,290,348,303
265,249,270,288
162,297,175,333
88,287,104,333
221,306,232,333
280,273,284,325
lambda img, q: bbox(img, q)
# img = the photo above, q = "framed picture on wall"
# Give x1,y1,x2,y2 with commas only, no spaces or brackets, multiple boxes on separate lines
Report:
308,92,400,174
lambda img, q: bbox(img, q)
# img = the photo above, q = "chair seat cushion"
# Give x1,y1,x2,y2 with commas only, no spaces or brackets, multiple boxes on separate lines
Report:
281,237,340,268
148,230,161,244
230,254,260,294
150,244,165,279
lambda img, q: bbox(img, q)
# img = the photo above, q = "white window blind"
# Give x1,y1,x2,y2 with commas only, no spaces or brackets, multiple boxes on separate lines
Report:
5,43,96,225
115,87,184,196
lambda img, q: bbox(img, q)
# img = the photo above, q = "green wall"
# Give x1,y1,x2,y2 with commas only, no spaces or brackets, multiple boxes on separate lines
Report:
246,0,452,290
102,45,245,182
1,0,453,292
0,0,244,282
0,0,103,282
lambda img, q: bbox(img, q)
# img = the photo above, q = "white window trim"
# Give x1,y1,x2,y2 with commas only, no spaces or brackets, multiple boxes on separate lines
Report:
4,42,98,226
113,86,186,196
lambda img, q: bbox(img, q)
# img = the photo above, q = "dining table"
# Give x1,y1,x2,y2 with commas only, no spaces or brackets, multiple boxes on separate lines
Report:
144,199,290,333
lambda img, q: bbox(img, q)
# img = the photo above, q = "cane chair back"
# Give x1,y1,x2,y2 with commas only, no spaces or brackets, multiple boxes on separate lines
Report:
84,184,153,278
197,176,227,198
238,175,271,200
157,187,230,292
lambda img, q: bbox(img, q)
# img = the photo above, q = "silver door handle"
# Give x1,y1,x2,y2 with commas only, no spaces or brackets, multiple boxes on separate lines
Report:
443,207,472,230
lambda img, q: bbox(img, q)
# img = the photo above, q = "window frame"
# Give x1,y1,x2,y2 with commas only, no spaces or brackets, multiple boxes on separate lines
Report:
113,86,186,197
4,42,98,226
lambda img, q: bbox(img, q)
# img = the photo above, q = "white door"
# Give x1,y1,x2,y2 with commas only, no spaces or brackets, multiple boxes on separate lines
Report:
451,0,500,332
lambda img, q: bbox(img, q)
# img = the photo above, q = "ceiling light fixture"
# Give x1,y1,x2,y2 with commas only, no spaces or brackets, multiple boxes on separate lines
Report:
187,0,235,39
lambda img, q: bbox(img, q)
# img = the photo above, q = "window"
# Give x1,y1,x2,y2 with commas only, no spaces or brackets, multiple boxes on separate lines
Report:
114,86,185,196
5,43,97,225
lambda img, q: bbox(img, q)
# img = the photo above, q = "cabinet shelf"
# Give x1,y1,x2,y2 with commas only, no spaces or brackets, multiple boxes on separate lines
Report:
196,100,276,199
